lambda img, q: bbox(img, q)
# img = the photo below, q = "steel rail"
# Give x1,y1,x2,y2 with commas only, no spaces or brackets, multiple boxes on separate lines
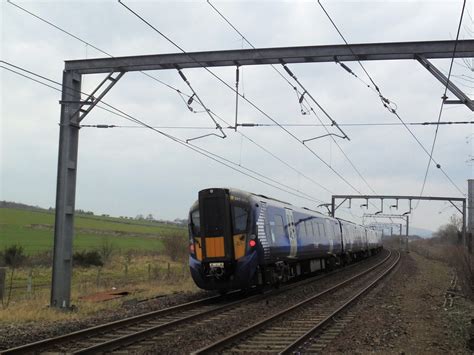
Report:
280,250,401,354
70,254,384,354
0,293,227,354
193,250,395,354
1,251,388,354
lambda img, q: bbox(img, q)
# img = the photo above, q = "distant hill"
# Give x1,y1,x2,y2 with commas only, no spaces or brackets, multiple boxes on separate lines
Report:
409,227,433,238
0,200,186,227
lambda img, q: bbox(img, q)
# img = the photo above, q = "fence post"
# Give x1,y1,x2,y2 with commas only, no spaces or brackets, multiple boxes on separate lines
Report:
27,269,33,295
167,263,170,279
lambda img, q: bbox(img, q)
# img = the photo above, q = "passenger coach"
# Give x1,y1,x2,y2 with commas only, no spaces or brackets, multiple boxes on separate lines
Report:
188,188,382,292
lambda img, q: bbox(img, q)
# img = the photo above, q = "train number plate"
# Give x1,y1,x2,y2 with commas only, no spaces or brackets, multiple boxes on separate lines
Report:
209,262,224,268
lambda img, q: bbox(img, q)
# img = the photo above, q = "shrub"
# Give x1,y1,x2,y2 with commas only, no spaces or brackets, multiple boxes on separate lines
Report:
98,238,115,265
73,250,103,267
450,246,474,300
162,233,188,262
2,245,26,268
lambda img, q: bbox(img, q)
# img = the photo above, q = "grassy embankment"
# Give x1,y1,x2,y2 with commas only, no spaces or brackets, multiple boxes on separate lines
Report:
0,208,197,322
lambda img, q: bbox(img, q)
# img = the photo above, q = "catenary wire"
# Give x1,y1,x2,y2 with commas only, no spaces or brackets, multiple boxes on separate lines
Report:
6,0,190,97
1,63,326,204
316,0,465,197
418,0,467,200
4,3,337,196
118,0,366,195
206,0,350,141
81,120,474,129
206,0,383,196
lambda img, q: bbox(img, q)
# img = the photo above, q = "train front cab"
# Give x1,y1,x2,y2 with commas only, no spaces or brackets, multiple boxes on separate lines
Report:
188,189,259,291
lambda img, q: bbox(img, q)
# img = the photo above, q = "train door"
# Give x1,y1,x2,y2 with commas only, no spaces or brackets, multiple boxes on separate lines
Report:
285,209,297,258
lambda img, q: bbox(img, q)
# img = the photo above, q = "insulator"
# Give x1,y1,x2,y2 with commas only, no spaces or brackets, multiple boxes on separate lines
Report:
339,62,353,74
178,69,188,83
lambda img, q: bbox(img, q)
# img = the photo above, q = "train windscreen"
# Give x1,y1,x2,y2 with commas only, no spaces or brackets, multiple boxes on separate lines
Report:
202,197,226,236
232,206,248,234
190,210,200,237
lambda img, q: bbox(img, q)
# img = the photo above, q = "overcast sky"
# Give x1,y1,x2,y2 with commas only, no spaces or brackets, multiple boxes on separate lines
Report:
1,0,473,232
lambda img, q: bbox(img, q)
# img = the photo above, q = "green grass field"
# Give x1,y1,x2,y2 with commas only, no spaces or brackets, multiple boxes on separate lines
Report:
0,208,186,254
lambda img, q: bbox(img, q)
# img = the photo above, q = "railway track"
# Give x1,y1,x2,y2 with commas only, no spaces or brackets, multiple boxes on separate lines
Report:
1,291,251,355
1,250,390,354
194,250,400,354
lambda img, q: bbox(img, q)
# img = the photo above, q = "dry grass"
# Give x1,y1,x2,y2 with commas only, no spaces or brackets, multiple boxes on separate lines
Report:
411,240,473,299
0,276,197,324
0,252,199,324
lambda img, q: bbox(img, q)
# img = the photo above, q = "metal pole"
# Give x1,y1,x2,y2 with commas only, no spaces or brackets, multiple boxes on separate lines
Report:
405,215,409,253
399,223,402,251
331,196,335,217
468,179,474,253
468,180,474,233
462,198,468,251
50,70,81,309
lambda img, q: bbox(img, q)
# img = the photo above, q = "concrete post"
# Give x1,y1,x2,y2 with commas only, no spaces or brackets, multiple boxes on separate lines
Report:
50,70,82,309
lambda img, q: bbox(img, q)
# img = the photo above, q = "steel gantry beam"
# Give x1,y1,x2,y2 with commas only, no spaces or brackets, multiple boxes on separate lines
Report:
331,195,466,253
51,39,473,309
65,40,474,74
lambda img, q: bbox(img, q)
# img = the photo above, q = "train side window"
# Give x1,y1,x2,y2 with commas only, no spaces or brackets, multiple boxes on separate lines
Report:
191,210,200,236
318,223,326,239
233,206,248,234
273,215,285,240
303,221,311,237
311,220,319,240
298,220,307,239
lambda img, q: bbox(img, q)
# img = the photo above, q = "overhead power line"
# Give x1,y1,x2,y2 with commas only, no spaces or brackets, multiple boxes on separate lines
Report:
6,0,186,95
418,0,468,199
5,1,336,196
81,120,474,129
206,0,381,197
117,0,367,195
316,0,465,197
1,61,327,204
7,0,228,140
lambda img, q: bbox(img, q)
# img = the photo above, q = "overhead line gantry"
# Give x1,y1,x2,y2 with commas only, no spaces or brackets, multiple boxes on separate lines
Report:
52,39,474,309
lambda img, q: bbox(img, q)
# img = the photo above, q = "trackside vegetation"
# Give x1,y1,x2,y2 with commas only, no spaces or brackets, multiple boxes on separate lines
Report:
0,205,194,318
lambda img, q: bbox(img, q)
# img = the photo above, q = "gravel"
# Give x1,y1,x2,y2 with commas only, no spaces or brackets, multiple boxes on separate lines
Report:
0,290,211,350
324,251,473,354
0,250,394,354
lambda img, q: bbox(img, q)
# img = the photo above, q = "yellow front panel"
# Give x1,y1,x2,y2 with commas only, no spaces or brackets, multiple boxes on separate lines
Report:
233,234,246,260
205,236,225,258
194,237,202,261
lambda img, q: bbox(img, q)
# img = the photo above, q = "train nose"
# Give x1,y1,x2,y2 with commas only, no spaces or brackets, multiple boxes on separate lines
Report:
199,188,234,261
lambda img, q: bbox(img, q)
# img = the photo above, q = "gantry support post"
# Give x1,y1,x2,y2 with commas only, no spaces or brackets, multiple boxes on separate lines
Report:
405,215,409,253
51,70,82,309
462,198,467,252
399,223,403,251
468,180,474,254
